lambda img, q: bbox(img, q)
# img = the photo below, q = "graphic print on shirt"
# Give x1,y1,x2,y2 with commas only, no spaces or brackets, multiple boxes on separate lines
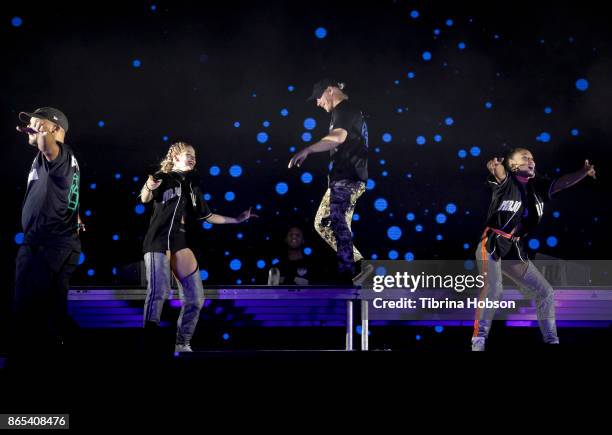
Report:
162,186,182,204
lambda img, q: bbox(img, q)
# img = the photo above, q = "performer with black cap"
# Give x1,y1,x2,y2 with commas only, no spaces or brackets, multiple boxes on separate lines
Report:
289,79,369,284
12,107,83,359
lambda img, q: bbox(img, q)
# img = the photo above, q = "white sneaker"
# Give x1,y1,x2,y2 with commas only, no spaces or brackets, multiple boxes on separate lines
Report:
174,343,193,353
471,337,485,352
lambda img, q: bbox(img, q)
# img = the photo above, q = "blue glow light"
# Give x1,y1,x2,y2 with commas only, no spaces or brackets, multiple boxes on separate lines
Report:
87,269,95,276
114,173,121,180
458,149,467,159
132,59,141,68
90,183,97,190
405,252,415,261
406,212,415,221
485,101,493,109
553,211,560,218
446,203,457,214
415,225,423,232
162,135,169,142
301,132,312,142
225,191,235,201
571,129,579,136
202,222,213,230
544,107,552,114
445,117,454,126
436,213,447,224
112,234,119,241
463,243,470,250
14,233,24,244
304,247,312,256
374,198,388,211
434,134,442,142
315,27,327,39
257,132,268,143
458,42,466,50
230,259,242,271
301,172,313,184
529,239,540,250
446,19,454,26
204,193,211,201
85,210,92,217
229,165,242,177
538,132,551,143
435,325,444,333
470,146,481,156
234,121,240,128
416,335,422,341
436,234,443,241
366,179,376,190
256,260,266,269
288,85,295,92
200,270,209,281
387,226,402,240
388,250,399,260
280,108,289,117
275,182,288,195
78,253,86,265
382,133,392,143
547,236,558,247
11,17,23,27
304,118,316,130
410,10,419,19
353,213,360,221
98,121,105,127
416,136,426,145
422,51,432,61
209,166,221,176
407,72,415,79
576,78,589,91
222,333,230,341
464,260,475,270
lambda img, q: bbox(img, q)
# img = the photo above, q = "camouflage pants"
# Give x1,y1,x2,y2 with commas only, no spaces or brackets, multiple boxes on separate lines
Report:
314,179,366,275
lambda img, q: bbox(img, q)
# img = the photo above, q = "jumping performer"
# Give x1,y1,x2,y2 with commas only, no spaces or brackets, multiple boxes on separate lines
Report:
141,141,256,353
288,78,368,284
473,147,596,351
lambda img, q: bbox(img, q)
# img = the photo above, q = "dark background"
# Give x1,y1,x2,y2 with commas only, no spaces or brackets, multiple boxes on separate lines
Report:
1,0,610,290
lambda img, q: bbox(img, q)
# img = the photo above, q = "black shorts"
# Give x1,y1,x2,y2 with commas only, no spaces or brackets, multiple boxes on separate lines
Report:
169,223,189,254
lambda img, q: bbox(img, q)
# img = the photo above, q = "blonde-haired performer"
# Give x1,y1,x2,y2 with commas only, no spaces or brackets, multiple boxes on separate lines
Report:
473,147,596,351
140,141,257,353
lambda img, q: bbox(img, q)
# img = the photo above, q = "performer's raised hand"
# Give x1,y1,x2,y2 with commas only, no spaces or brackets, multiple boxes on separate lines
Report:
584,159,596,179
236,207,259,223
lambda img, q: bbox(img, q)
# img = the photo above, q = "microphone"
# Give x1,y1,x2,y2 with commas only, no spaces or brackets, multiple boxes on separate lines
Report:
16,125,39,135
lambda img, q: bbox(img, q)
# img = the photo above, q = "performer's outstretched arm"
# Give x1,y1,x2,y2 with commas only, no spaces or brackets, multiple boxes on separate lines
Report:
204,208,258,224
486,157,507,183
551,160,596,194
288,128,347,168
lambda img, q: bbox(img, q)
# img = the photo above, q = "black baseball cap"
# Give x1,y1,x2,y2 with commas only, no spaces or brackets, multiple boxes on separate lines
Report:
19,107,69,133
306,78,344,102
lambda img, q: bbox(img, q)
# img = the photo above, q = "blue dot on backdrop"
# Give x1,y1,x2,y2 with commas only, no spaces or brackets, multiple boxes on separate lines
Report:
280,108,289,117
225,191,235,201
436,213,447,224
90,183,97,190
547,236,558,247
382,133,392,142
576,78,589,91
422,51,432,61
463,243,470,250
458,149,467,159
304,247,312,256
446,203,457,214
445,117,454,126
485,102,493,109
416,136,426,145
262,121,270,128
301,132,312,142
388,250,399,260
288,85,294,92
229,165,242,177
257,132,268,143
14,233,24,244
85,210,92,217
553,211,560,218
415,225,423,232
276,182,288,195
406,212,415,221
98,121,105,127
405,252,415,261
410,10,419,19
256,260,266,269
301,172,313,184
407,72,415,79
304,118,316,130
353,213,360,221
200,270,209,281
458,42,466,50
202,222,213,230
12,17,23,27
88,269,95,276
387,226,402,240
434,134,442,142
209,166,221,176
112,234,119,241
571,129,579,136
204,193,211,201
78,253,86,265
114,173,121,180
366,179,376,190
315,27,327,38
470,146,481,156
233,121,240,128
374,198,388,211
544,107,552,114
230,259,242,271
446,18,454,26
132,59,141,68
529,239,540,250
435,325,444,333
538,132,551,142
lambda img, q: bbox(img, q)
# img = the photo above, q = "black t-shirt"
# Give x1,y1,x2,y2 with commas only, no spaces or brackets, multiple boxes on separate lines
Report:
142,170,212,253
328,100,368,183
21,143,81,251
483,173,556,260
278,257,312,285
